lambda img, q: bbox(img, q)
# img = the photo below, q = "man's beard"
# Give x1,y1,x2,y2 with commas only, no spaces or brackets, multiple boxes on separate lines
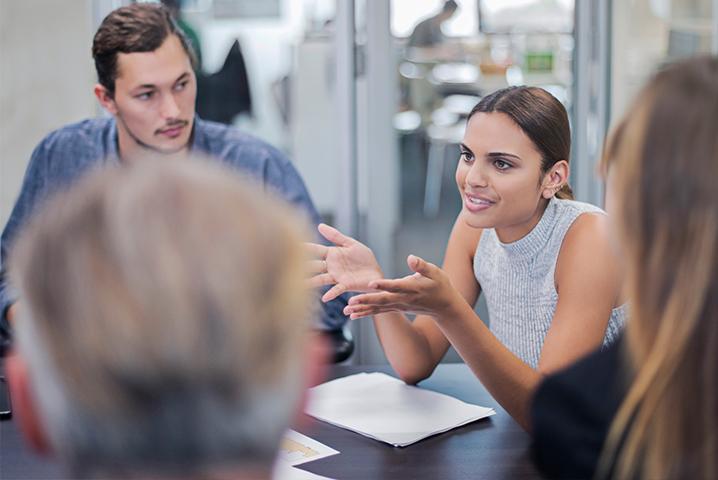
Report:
117,110,192,155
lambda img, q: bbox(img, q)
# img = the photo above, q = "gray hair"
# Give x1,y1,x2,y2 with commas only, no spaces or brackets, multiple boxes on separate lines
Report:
10,157,313,478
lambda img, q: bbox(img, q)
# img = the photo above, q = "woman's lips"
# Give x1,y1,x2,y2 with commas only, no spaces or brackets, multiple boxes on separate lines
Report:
464,194,494,212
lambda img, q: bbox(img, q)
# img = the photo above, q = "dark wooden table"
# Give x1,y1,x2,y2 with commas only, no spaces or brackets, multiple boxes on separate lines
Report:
0,364,541,480
295,364,540,480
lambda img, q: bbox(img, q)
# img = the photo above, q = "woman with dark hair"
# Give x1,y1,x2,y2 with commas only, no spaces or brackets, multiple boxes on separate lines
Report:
308,86,627,430
532,56,718,479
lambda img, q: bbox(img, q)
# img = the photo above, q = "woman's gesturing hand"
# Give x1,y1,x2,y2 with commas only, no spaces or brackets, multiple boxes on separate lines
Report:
343,254,464,320
305,223,385,302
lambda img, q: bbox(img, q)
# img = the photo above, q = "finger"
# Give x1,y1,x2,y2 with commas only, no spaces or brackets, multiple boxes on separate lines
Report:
304,242,329,258
344,302,377,318
407,254,439,278
344,303,403,320
367,275,420,293
322,283,348,303
303,273,334,289
307,259,327,274
348,292,398,307
318,223,354,248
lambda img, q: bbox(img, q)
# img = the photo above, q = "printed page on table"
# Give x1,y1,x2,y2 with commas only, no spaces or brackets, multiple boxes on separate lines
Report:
271,429,339,480
277,429,339,466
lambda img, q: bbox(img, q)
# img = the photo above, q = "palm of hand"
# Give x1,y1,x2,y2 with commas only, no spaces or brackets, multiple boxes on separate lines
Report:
325,241,384,293
345,256,462,320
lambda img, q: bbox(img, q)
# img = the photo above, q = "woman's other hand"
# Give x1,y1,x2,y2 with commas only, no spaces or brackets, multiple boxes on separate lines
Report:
305,224,385,302
344,254,464,320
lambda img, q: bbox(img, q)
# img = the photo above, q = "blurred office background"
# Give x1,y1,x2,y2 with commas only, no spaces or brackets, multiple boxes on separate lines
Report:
2,0,716,364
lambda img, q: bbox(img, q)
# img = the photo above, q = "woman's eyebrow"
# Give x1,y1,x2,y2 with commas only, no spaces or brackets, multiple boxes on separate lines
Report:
487,151,521,160
461,143,522,160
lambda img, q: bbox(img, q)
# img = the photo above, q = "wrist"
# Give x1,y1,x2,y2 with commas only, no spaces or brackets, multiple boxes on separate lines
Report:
434,288,470,322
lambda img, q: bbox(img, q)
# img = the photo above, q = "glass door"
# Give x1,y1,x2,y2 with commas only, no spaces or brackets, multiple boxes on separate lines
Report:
611,0,717,123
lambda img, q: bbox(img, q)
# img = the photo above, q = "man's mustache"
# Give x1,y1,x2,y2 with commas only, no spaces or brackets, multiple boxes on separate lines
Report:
155,120,189,135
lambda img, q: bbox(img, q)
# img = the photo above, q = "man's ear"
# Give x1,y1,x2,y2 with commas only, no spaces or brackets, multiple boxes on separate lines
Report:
5,351,52,456
291,331,330,430
94,84,118,115
542,160,569,199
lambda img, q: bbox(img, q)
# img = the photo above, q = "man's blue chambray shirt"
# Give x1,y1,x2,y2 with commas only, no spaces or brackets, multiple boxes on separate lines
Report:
0,116,348,338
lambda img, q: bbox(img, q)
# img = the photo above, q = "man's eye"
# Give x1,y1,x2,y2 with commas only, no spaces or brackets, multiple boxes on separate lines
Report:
175,81,188,91
137,92,153,100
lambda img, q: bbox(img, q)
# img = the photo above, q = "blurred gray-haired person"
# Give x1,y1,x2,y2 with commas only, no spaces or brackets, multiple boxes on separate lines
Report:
4,158,325,480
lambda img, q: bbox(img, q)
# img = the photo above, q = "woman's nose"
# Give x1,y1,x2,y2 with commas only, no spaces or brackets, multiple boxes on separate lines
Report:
465,162,489,188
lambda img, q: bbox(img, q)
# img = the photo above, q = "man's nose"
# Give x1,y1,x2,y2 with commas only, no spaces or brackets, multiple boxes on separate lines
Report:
160,92,181,119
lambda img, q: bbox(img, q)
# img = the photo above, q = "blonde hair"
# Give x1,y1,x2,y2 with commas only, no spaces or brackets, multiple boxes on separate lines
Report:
10,156,312,478
598,56,718,479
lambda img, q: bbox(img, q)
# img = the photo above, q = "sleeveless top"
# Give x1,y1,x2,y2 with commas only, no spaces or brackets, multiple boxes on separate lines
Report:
473,197,627,369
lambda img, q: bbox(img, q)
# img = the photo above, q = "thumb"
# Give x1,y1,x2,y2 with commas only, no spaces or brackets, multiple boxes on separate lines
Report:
407,254,435,277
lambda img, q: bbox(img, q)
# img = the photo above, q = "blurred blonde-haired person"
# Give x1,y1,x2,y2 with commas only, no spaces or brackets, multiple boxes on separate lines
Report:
532,56,718,479
4,158,325,479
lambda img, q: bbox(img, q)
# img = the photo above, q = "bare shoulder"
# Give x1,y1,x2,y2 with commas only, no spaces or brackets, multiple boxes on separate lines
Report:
561,212,611,254
555,211,619,291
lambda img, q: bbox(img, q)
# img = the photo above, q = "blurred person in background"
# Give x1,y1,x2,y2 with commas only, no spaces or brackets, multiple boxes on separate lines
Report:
532,56,718,479
0,3,350,352
4,158,325,480
408,0,459,48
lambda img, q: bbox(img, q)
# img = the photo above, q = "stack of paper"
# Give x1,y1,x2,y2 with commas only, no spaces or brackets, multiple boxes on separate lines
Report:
305,372,495,447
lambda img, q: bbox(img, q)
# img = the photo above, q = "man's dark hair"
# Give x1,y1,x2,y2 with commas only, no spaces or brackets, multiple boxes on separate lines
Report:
443,0,458,12
92,3,197,98
161,0,181,11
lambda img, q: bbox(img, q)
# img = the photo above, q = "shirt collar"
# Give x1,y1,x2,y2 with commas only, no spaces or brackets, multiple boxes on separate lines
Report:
497,196,559,259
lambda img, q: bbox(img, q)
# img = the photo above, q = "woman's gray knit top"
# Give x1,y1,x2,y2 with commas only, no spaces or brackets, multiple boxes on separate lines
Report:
473,197,627,369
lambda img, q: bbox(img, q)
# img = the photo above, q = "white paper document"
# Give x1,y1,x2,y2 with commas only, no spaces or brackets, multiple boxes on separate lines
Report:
305,372,496,447
277,429,339,466
272,462,336,480
272,429,339,479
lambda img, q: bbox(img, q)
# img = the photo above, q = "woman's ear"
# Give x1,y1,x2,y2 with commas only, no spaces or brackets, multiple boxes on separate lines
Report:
4,351,52,456
542,160,569,199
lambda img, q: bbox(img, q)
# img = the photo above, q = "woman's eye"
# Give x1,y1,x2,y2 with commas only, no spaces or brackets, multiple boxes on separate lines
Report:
494,159,511,170
460,151,473,162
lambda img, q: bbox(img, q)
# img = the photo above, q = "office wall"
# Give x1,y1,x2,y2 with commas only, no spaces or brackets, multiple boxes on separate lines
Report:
0,0,96,228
